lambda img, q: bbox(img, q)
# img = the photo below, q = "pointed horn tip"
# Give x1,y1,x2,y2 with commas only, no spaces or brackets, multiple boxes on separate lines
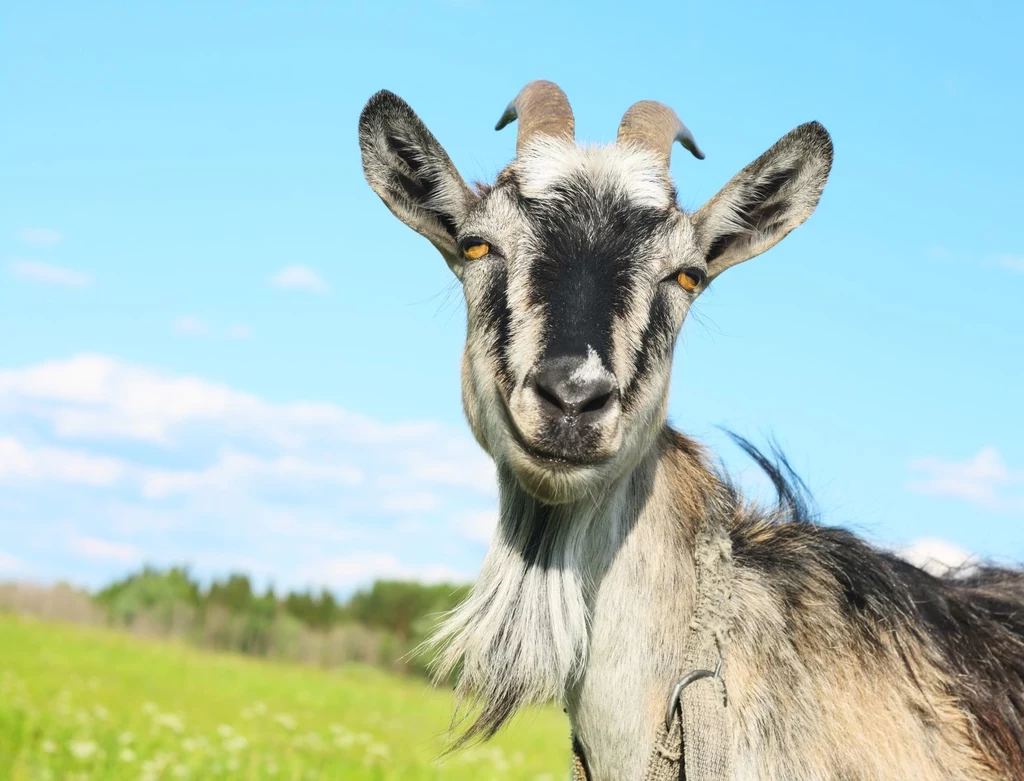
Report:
494,103,517,132
675,129,705,160
496,81,575,151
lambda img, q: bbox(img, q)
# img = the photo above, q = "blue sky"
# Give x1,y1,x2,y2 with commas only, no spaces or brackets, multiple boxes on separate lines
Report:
1,1,1021,591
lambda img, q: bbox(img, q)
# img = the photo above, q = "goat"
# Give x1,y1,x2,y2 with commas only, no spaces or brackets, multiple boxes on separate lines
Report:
358,81,1024,780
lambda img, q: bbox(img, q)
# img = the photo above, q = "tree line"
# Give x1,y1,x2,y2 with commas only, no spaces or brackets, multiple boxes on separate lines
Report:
89,567,470,677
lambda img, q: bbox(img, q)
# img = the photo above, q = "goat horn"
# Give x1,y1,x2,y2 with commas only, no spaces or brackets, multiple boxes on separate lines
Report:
495,80,575,154
617,101,705,167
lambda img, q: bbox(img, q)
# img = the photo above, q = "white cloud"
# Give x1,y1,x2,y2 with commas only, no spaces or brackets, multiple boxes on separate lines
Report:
907,447,1024,512
0,550,23,573
379,492,441,513
269,265,329,294
8,259,92,288
140,449,363,499
456,509,498,544
390,453,497,496
303,553,469,589
0,355,260,443
0,354,495,590
994,255,1024,272
0,354,441,447
18,228,63,247
71,536,143,564
897,538,977,577
226,324,252,339
172,315,209,336
0,436,126,487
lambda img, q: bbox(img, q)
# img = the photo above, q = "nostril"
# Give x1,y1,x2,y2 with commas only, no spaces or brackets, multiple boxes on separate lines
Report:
580,390,614,415
529,360,619,420
533,380,566,413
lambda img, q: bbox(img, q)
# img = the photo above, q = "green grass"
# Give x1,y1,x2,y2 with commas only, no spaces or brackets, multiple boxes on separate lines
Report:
0,614,570,780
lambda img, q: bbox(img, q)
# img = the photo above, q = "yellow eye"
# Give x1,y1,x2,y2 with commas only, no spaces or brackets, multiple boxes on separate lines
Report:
677,269,702,291
463,242,490,260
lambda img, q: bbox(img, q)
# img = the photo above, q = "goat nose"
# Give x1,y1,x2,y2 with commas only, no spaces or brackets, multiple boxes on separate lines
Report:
529,356,619,421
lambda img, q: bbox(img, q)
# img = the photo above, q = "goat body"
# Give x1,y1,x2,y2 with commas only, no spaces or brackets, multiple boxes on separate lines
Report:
358,81,1024,779
434,429,1024,779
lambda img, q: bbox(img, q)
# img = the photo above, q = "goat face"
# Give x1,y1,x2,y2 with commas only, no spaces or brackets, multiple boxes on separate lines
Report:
359,85,832,504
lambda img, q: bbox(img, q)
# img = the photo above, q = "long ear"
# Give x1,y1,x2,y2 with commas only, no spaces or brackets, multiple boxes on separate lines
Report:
359,90,478,274
692,122,833,281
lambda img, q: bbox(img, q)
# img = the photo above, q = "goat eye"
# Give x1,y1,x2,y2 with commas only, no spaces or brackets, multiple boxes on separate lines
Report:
677,269,704,291
462,241,490,260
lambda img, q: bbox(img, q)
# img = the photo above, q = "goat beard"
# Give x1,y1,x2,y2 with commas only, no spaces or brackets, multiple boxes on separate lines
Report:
426,475,602,745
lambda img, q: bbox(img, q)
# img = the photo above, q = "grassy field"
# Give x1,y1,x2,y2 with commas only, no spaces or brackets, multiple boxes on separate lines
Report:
0,614,570,780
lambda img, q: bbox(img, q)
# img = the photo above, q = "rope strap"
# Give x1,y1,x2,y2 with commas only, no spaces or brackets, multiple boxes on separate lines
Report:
571,520,734,780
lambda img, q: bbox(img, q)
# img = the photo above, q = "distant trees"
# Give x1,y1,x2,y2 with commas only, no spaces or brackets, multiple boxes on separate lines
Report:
282,588,344,629
96,566,201,629
88,567,470,678
348,580,470,640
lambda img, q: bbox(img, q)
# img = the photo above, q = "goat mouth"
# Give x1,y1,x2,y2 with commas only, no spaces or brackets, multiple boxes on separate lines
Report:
498,394,610,469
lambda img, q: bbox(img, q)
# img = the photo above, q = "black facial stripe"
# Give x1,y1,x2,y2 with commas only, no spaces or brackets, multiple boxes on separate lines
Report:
622,289,674,409
479,264,514,395
525,179,668,364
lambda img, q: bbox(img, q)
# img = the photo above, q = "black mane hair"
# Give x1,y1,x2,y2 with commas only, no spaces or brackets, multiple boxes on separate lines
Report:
724,433,1024,773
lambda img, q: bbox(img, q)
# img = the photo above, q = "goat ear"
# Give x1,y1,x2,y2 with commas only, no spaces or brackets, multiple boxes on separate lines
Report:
359,90,478,274
691,122,833,281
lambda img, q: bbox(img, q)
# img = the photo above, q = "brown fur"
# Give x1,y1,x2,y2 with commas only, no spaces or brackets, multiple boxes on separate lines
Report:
668,430,1024,779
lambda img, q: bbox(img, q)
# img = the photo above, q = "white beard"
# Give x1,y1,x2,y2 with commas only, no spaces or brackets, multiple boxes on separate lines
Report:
428,467,620,740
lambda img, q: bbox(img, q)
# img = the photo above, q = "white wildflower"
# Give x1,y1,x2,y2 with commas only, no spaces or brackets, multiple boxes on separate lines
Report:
69,740,99,761
365,742,390,760
241,701,267,719
491,750,509,771
155,712,185,733
333,733,354,748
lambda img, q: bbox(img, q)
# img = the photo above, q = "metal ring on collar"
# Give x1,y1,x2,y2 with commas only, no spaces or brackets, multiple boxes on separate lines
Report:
664,663,723,731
